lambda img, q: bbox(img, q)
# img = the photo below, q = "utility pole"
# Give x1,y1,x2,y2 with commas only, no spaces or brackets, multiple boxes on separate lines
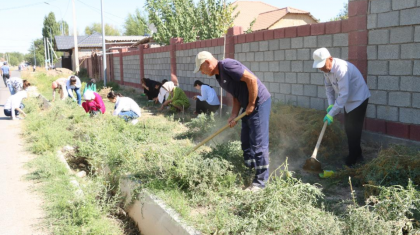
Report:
48,27,54,67
46,38,51,69
43,37,48,70
72,0,79,73
100,0,107,86
33,41,36,66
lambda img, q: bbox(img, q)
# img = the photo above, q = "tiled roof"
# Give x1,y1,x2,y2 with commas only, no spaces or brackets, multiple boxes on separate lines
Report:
55,34,148,51
105,36,148,42
232,0,278,31
251,7,317,31
55,33,102,50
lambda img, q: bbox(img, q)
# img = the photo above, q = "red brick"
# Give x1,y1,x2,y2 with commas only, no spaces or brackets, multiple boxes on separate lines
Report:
255,31,264,41
274,28,285,39
386,122,410,139
342,20,351,33
238,34,246,43
195,41,201,48
204,39,211,47
357,60,368,79
264,30,274,40
348,46,358,60
297,24,311,37
234,35,238,44
354,15,367,30
325,21,342,34
211,38,217,47
410,125,420,142
357,0,368,16
218,38,224,46
245,33,255,43
365,118,386,133
349,31,367,46
285,27,297,38
311,23,326,35
349,1,358,17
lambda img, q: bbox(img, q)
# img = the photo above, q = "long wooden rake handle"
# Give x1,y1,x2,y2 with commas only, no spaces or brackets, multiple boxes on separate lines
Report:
311,121,328,160
187,112,247,156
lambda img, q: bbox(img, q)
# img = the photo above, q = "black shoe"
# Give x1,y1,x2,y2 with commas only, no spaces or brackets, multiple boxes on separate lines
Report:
344,156,357,167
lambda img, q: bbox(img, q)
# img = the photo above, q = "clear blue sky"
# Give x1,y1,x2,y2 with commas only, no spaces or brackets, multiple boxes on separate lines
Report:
0,0,348,54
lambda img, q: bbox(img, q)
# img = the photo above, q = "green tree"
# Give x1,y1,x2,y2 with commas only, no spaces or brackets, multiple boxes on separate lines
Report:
124,8,150,36
58,20,70,36
146,0,237,45
24,38,47,67
85,23,121,36
330,3,348,21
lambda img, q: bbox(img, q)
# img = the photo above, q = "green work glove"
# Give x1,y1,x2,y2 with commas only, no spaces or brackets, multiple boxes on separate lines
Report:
323,114,333,125
326,104,334,113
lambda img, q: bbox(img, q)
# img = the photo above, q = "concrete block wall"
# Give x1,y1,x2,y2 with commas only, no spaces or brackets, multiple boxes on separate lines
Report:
234,33,348,110
113,56,120,81
176,46,224,95
144,51,171,83
366,0,420,140
123,54,141,85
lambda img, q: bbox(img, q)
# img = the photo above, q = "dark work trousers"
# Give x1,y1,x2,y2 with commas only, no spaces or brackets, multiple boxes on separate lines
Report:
344,98,369,165
241,97,271,188
195,99,219,114
3,74,10,86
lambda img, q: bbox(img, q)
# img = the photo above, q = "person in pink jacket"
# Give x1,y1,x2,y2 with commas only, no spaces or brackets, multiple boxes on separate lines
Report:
82,90,106,116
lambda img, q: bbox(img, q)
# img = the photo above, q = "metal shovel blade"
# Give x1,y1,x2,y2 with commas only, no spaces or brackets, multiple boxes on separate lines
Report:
303,158,323,174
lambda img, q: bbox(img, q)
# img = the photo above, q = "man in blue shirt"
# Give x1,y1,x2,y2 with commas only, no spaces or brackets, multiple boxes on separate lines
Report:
1,62,11,86
194,51,271,191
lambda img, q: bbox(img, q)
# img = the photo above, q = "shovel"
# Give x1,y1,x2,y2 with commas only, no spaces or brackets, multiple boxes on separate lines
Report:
303,121,328,173
186,112,247,156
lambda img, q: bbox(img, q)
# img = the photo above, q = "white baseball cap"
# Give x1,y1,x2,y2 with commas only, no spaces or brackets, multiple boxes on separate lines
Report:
312,48,331,68
193,51,213,73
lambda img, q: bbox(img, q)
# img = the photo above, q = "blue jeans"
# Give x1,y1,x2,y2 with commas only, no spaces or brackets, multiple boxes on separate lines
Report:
118,111,139,122
68,87,81,105
8,85,16,95
4,103,24,117
241,97,271,188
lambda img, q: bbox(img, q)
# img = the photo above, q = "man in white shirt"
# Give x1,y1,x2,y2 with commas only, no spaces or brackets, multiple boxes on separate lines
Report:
313,48,371,166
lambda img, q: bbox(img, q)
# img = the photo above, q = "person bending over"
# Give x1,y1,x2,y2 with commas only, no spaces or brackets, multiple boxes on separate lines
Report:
7,77,31,95
66,75,82,105
158,81,190,112
107,91,141,124
82,90,106,116
193,80,220,115
4,90,27,120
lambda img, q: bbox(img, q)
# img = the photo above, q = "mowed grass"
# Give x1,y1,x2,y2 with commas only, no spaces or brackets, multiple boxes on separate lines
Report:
21,72,420,235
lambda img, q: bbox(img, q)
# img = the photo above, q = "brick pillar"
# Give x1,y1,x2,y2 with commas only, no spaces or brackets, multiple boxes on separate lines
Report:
225,26,243,59
170,38,183,86
119,49,124,85
138,44,147,85
348,0,368,79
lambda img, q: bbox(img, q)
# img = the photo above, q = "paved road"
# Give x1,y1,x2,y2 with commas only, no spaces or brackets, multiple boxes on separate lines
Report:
0,70,46,235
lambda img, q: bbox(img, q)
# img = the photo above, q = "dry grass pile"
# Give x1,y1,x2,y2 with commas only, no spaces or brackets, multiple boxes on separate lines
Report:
337,145,420,198
269,102,346,160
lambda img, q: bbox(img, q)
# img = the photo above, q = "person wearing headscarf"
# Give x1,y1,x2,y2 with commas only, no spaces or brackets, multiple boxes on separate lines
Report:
82,90,106,116
158,81,190,112
52,77,69,101
7,77,31,95
154,79,169,104
4,90,27,120
107,91,141,124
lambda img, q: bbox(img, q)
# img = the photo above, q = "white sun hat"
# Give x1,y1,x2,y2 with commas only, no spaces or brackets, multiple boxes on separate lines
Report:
193,51,214,73
312,48,331,68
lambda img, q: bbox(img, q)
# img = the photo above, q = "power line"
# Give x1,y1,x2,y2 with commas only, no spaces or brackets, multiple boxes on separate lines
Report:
76,0,125,24
0,0,61,11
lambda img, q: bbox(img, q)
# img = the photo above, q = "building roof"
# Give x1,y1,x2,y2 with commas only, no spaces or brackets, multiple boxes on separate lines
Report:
55,33,102,50
232,1,278,31
252,7,317,31
55,33,149,51
105,36,147,42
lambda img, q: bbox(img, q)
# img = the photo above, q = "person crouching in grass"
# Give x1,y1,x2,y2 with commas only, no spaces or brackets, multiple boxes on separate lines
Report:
158,81,190,112
82,90,106,117
107,91,141,125
192,80,220,115
4,90,27,120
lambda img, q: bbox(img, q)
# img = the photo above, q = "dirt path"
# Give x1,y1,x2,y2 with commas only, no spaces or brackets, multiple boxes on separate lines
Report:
0,71,46,235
